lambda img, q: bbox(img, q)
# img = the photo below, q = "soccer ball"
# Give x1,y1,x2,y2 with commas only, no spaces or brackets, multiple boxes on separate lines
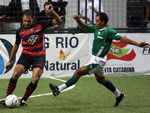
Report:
5,94,18,108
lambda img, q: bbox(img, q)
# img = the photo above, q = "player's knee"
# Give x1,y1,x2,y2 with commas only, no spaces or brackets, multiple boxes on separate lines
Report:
96,77,107,84
96,79,102,84
74,69,82,78
12,71,21,79
32,76,40,84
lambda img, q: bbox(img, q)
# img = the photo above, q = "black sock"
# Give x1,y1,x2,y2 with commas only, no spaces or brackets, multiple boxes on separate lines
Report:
6,78,17,96
22,82,37,101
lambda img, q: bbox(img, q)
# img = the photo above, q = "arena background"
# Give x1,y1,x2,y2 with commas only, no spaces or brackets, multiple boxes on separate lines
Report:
0,0,145,30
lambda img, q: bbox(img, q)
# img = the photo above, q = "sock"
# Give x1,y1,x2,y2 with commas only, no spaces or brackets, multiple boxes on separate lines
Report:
22,82,37,101
103,80,116,92
58,84,67,92
65,76,78,87
113,88,121,97
6,78,17,96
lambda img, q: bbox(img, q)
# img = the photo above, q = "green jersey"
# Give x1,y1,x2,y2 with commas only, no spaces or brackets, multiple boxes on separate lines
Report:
86,25,123,57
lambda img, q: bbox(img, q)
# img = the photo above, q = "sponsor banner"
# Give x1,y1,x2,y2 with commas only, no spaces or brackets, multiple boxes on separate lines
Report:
0,34,89,78
0,33,150,78
105,33,150,75
89,33,150,75
44,34,89,77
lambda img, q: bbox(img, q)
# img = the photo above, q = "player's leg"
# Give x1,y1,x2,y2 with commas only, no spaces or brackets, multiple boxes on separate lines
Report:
20,67,43,107
7,53,33,97
0,54,30,106
49,66,89,96
20,55,45,107
0,64,26,106
88,62,121,95
6,64,26,96
95,75,125,107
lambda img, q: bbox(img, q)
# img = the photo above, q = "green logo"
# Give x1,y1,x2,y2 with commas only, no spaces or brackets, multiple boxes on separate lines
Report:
108,44,129,58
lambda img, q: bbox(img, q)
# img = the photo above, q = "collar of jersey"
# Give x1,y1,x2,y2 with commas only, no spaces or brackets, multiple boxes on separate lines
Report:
98,27,106,31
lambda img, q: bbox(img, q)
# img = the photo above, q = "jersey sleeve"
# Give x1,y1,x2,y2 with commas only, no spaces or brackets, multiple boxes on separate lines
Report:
86,24,97,32
107,28,123,40
15,30,21,45
40,20,53,29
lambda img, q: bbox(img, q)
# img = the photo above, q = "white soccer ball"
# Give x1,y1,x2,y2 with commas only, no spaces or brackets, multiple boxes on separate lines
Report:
5,94,18,108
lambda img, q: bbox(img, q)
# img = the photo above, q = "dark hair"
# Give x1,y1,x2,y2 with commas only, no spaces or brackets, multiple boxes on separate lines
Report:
97,12,109,25
23,9,33,17
44,2,51,8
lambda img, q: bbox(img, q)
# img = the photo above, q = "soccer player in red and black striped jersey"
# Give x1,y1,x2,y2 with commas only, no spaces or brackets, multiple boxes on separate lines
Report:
0,4,61,107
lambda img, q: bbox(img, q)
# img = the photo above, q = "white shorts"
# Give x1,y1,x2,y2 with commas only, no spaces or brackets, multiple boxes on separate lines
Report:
85,55,107,77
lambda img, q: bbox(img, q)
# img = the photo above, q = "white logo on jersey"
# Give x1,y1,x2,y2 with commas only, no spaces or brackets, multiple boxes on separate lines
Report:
97,46,104,56
29,28,34,31
98,31,101,35
29,28,41,33
28,35,39,45
97,36,104,39
115,33,121,36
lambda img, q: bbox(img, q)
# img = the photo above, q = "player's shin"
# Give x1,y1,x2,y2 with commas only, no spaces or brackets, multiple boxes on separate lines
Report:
65,76,78,87
22,82,37,101
6,78,17,96
103,80,121,97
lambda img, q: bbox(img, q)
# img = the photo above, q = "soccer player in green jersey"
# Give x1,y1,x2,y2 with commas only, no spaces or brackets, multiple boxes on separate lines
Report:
49,12,149,107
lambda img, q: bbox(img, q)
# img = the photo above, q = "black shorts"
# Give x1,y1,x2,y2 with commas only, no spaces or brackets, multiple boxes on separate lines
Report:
17,53,45,70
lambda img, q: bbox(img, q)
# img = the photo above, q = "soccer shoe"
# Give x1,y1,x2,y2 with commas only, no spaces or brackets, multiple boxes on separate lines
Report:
49,83,60,96
20,99,27,107
114,93,125,107
0,100,5,106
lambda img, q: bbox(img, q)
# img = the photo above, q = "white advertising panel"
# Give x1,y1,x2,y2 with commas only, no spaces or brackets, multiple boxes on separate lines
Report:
44,34,89,77
0,33,150,79
105,33,150,75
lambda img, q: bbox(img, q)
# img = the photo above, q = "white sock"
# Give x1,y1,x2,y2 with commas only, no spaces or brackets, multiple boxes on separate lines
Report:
58,84,67,92
113,89,121,97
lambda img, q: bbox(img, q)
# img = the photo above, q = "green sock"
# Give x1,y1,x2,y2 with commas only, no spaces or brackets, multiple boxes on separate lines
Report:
103,80,116,92
65,76,78,87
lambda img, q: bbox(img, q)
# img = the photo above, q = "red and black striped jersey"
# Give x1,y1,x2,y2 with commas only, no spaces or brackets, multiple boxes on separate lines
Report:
15,20,52,56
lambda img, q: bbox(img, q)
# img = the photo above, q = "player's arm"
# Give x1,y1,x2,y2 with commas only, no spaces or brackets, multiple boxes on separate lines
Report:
89,6,99,15
49,4,61,25
78,14,91,22
5,44,19,70
47,24,59,30
144,6,149,24
120,36,149,47
8,44,19,63
5,31,21,70
73,14,87,29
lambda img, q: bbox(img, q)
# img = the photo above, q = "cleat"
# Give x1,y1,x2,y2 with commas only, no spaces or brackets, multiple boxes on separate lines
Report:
19,99,27,107
0,100,5,106
114,93,125,107
49,83,60,96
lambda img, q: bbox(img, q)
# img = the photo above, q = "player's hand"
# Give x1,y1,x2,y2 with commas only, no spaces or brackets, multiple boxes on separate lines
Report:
73,15,80,20
5,62,12,71
45,4,53,14
47,4,53,13
49,4,53,11
144,19,148,24
139,41,150,47
86,17,91,22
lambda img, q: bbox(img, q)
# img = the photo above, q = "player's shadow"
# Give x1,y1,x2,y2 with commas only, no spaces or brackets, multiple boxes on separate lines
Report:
0,105,20,109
